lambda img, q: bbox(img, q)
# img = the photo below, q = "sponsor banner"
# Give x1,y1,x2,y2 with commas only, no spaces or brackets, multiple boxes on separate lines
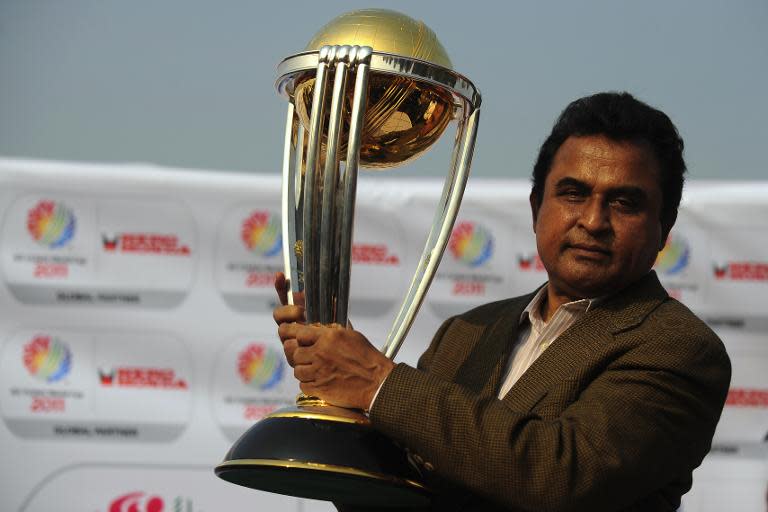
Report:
210,334,299,441
18,464,298,512
215,203,283,312
1,163,767,512
0,328,192,442
1,194,196,308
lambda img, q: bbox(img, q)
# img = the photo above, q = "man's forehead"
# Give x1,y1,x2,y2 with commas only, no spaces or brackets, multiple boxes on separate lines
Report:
557,135,656,163
548,135,661,185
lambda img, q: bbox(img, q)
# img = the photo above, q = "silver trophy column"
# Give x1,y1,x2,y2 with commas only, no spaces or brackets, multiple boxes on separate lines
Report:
280,45,480,357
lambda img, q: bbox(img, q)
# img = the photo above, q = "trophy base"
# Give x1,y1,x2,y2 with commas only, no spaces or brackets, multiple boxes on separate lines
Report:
215,397,430,507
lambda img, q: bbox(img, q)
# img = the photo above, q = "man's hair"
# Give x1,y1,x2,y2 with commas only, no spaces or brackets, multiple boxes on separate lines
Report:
531,92,686,230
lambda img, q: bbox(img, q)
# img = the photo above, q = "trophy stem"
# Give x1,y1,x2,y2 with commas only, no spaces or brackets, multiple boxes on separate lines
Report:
336,47,371,326
302,48,331,323
382,107,481,359
319,49,350,324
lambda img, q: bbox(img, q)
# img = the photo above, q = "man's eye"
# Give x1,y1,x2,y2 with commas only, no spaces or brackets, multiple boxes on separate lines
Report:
611,197,638,210
560,189,585,200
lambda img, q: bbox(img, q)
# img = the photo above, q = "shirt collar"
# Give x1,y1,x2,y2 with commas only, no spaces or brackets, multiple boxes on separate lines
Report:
519,284,602,325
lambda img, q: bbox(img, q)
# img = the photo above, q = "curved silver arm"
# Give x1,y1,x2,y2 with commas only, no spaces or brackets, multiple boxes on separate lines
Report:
381,107,481,359
281,102,301,305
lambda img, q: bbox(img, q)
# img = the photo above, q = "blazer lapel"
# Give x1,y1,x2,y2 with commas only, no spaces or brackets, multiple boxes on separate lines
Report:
454,292,536,397
501,271,669,412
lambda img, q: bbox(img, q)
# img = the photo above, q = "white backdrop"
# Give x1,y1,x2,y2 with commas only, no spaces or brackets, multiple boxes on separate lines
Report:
0,158,765,512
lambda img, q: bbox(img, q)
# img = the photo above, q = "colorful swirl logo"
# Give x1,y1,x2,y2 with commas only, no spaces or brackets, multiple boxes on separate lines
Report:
654,234,690,276
237,343,284,390
26,200,76,248
241,211,282,257
448,221,494,267
23,335,72,383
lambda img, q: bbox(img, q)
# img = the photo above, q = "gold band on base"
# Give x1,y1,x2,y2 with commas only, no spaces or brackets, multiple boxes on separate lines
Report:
256,394,371,425
216,458,427,491
296,393,328,407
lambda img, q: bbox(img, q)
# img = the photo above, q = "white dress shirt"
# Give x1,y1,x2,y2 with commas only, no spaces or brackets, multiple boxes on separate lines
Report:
497,285,598,399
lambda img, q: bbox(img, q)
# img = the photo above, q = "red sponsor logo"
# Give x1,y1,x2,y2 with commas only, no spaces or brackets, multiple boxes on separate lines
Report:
33,262,69,279
109,492,164,512
103,236,119,251
352,244,400,265
102,233,191,256
713,262,768,281
245,271,274,287
452,281,486,296
517,253,546,272
725,388,768,408
30,396,66,413
99,367,188,389
244,404,278,421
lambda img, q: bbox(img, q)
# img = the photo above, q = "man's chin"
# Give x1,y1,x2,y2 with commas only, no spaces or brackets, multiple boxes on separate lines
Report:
555,274,623,300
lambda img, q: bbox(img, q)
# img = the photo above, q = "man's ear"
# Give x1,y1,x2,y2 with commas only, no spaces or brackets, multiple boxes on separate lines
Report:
529,191,539,233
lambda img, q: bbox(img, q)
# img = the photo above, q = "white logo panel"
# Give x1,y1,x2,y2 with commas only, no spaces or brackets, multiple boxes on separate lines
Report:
1,192,197,308
210,332,299,442
0,328,193,442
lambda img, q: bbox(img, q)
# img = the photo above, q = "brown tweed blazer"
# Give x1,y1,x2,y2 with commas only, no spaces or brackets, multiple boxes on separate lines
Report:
368,271,731,512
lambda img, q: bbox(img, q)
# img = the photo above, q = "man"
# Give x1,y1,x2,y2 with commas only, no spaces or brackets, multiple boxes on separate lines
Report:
274,92,731,511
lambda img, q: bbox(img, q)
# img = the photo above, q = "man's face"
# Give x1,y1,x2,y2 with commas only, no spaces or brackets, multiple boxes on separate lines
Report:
531,134,665,299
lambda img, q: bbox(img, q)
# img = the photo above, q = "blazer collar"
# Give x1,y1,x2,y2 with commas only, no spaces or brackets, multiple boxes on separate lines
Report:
500,271,669,412
596,270,670,334
453,290,539,397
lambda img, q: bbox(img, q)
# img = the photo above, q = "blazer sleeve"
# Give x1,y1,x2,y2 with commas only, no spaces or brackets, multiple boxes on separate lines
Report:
415,316,456,373
369,309,731,512
331,318,457,512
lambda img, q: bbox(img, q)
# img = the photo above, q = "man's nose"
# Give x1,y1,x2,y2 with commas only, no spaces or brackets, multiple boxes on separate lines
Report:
578,197,611,234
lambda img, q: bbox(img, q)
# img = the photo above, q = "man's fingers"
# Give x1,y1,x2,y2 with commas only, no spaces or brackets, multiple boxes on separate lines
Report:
274,305,305,325
277,322,292,341
299,381,315,396
292,291,306,309
296,331,319,347
292,345,314,366
274,272,289,306
295,324,321,347
278,323,320,346
282,338,299,367
274,271,307,309
294,363,314,383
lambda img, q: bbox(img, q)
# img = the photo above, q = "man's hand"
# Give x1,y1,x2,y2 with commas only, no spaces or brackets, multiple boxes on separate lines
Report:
272,271,390,410
273,272,305,368
278,322,395,411
273,271,305,323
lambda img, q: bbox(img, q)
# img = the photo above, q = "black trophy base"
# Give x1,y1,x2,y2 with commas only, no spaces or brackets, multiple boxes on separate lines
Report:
215,400,429,507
